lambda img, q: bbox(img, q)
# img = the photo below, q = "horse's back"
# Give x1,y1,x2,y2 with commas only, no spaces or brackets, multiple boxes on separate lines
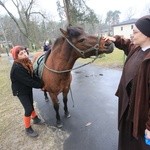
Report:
32,51,44,63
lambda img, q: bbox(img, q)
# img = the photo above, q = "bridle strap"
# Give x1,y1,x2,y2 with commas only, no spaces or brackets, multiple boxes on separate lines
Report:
64,36,101,58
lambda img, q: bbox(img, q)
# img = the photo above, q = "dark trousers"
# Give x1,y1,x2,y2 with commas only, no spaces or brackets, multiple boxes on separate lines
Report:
18,93,34,117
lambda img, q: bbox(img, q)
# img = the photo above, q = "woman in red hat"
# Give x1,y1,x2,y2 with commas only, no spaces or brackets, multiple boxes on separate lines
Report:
105,15,150,150
10,46,44,138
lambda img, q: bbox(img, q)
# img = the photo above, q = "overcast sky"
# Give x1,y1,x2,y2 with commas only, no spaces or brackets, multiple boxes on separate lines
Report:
1,0,150,21
38,0,150,21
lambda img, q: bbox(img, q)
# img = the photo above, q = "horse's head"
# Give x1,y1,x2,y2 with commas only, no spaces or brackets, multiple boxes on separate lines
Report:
60,26,114,58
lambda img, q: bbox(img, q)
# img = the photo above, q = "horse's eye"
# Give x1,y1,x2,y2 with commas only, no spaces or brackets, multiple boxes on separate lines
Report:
78,38,85,43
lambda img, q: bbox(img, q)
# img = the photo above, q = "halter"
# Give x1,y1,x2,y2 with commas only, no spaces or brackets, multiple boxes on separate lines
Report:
64,36,101,58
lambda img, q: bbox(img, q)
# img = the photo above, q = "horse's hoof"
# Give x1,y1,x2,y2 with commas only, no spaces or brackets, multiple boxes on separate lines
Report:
56,121,63,128
65,112,71,118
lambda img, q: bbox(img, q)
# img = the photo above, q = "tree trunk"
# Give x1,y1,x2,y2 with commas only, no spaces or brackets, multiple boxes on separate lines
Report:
63,0,71,25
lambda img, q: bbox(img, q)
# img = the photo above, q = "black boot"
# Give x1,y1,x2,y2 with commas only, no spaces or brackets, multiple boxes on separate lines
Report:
25,126,38,137
33,116,44,125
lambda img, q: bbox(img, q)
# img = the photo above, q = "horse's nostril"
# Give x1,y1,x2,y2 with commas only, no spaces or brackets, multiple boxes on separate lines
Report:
95,45,99,49
105,42,110,46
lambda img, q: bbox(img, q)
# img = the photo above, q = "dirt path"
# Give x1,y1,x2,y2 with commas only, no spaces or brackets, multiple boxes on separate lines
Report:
0,56,69,150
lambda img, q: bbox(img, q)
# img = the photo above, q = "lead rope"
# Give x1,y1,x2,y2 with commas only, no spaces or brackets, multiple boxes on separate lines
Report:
44,53,99,73
69,49,99,108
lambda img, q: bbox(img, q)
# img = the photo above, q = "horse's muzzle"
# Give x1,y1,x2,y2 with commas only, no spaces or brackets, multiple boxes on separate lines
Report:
99,38,114,54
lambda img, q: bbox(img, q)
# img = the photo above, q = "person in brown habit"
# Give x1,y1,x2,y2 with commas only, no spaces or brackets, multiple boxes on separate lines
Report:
105,15,150,150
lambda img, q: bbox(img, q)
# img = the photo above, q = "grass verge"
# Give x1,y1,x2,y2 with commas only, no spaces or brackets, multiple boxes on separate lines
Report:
0,56,21,136
77,48,125,69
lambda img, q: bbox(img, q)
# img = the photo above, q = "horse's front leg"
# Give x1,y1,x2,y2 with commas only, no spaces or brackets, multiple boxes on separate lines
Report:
63,92,71,118
49,93,62,128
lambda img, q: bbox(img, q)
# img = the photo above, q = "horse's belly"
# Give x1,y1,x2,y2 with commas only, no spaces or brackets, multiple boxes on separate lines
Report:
44,76,71,94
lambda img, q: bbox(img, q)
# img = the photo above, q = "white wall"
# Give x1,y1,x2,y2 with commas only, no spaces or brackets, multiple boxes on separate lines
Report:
113,24,134,38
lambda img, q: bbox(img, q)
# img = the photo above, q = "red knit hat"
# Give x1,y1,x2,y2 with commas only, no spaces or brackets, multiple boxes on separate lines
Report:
10,46,25,60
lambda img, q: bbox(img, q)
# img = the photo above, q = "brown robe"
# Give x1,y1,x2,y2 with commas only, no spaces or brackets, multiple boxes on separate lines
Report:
114,35,150,150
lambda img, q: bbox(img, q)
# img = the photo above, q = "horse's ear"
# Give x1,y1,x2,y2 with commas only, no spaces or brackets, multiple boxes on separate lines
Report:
60,28,68,38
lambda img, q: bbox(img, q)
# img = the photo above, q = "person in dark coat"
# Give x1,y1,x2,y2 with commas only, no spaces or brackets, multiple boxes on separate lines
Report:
105,15,150,150
10,46,44,138
43,40,51,52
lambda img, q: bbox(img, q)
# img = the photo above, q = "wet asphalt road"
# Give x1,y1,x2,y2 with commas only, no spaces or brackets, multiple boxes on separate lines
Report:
33,63,122,150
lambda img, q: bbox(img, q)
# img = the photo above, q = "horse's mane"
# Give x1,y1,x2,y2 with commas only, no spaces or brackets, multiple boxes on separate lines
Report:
54,37,64,46
52,26,84,51
52,37,64,50
67,26,83,38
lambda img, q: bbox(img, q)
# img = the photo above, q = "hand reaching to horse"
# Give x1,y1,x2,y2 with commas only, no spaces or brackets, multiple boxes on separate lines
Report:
104,36,116,42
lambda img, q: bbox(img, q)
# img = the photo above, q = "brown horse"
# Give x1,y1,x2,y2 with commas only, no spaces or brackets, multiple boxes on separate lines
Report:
33,26,114,127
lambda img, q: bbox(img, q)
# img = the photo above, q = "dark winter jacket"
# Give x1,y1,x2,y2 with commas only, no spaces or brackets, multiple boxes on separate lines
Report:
114,35,150,139
43,45,51,52
10,62,43,96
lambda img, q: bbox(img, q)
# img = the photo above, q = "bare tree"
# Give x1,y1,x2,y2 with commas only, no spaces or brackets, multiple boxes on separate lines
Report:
0,0,45,46
63,0,71,25
57,0,99,26
125,8,135,20
105,10,121,35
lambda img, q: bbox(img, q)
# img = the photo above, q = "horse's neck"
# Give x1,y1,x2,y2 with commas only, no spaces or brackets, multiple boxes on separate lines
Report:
47,45,78,70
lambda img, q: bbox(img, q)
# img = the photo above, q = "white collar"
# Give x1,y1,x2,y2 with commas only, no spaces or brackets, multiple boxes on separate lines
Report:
142,45,150,51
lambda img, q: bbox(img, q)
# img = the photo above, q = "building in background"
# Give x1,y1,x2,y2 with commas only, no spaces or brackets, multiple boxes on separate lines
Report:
112,19,137,38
